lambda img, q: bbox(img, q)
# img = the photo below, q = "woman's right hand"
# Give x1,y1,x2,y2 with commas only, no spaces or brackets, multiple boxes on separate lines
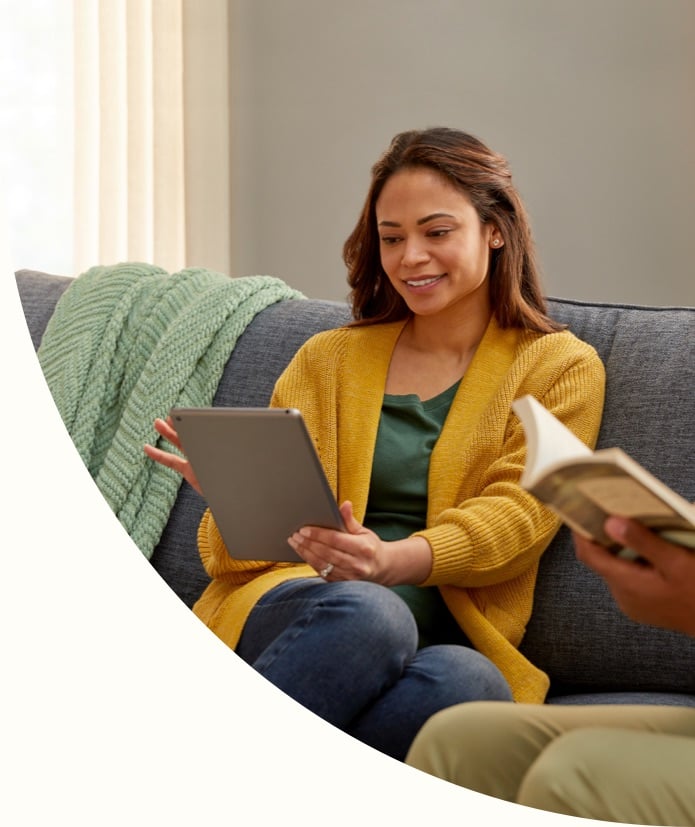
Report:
143,416,203,496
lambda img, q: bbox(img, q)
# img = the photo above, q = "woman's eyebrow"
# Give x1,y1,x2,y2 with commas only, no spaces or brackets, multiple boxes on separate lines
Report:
417,212,456,225
378,212,456,228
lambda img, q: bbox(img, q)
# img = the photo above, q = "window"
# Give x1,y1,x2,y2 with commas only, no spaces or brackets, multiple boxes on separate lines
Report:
1,1,74,275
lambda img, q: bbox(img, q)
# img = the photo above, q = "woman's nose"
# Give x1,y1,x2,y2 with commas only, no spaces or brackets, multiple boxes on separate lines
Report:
401,239,429,267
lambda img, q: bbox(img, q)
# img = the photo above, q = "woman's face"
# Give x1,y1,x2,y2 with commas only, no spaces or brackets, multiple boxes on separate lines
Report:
375,167,502,321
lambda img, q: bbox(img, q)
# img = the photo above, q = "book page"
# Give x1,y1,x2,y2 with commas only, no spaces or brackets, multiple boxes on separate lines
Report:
533,462,695,547
576,477,678,518
512,395,592,487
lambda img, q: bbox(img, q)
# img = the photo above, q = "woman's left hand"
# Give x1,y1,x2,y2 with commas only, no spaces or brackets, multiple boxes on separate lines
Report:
288,500,432,585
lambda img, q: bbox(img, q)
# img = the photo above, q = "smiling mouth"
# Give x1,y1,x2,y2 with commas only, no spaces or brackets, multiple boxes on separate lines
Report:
405,274,445,288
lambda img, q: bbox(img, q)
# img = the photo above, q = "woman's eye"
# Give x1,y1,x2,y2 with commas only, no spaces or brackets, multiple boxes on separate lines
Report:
380,236,401,246
428,228,451,238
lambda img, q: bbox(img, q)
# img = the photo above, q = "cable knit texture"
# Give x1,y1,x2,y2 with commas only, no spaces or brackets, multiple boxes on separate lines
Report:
193,315,606,703
37,262,304,558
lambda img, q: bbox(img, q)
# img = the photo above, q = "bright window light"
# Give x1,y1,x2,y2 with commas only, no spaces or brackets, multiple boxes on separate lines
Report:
0,1,74,277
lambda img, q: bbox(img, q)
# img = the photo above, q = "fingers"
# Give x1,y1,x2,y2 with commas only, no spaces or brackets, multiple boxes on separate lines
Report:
287,505,380,582
574,530,618,566
143,442,185,474
604,516,683,566
144,417,203,496
573,530,648,588
153,416,183,451
286,527,353,577
575,518,690,585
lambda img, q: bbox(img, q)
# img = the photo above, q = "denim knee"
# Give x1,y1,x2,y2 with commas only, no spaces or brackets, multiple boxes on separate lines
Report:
238,578,422,729
239,577,419,676
319,580,420,657
417,645,514,703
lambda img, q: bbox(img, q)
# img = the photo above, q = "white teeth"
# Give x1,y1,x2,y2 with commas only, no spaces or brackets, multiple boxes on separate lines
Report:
406,276,441,288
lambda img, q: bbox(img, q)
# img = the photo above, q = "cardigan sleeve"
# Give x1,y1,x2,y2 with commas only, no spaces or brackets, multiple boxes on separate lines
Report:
417,336,606,589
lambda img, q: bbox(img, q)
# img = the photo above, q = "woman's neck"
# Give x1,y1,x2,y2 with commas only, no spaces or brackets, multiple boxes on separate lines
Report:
406,300,493,358
386,308,493,400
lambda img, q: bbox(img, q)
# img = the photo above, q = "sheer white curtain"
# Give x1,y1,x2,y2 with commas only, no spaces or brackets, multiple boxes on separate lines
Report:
73,0,232,275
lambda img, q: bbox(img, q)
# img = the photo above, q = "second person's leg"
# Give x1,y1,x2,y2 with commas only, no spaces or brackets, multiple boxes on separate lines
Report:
407,700,695,803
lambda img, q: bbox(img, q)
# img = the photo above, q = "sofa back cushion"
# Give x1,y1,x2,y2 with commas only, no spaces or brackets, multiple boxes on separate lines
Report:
16,271,695,695
519,298,695,695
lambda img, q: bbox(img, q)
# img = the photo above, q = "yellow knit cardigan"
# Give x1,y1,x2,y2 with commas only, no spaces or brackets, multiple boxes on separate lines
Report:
193,316,605,703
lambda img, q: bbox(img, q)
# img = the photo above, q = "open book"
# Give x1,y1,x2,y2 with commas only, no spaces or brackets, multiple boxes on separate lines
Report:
512,394,695,551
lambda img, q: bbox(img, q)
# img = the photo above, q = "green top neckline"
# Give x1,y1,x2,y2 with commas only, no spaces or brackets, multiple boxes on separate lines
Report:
383,378,461,409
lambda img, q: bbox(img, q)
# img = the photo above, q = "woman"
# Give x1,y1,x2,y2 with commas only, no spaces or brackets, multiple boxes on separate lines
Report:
145,127,605,761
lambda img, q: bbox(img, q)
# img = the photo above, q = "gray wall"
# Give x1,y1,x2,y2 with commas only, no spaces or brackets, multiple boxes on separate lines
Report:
230,0,695,306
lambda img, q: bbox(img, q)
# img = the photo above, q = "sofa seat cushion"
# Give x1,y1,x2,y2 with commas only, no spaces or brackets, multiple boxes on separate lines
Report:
548,691,695,707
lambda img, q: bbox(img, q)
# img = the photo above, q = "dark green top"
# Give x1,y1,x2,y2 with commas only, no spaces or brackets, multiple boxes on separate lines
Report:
365,380,467,647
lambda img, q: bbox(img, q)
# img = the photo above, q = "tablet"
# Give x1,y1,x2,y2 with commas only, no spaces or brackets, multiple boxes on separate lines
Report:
169,407,345,561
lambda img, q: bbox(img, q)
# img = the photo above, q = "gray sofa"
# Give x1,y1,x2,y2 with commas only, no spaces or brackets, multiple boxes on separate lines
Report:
16,268,695,707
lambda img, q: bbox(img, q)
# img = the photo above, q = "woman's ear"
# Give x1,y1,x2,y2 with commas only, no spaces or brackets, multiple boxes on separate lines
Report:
488,224,504,249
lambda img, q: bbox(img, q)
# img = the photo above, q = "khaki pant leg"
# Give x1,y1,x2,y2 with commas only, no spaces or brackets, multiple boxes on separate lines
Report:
519,727,695,826
406,701,695,812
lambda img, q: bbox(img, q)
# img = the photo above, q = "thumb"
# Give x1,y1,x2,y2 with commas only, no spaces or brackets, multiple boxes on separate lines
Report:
604,516,679,566
339,500,363,534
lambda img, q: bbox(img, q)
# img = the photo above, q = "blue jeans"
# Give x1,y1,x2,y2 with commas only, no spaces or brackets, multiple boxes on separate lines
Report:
236,578,513,760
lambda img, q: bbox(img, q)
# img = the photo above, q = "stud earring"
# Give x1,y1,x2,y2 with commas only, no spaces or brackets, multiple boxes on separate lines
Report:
492,239,501,247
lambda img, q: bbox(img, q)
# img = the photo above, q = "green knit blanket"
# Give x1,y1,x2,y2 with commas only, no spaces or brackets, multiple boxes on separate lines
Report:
37,262,304,558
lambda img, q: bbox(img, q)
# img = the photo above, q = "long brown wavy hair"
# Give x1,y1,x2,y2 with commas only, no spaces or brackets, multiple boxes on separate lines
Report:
343,127,563,333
